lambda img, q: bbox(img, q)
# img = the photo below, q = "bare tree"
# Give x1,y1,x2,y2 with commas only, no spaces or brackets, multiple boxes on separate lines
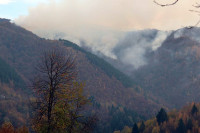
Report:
31,49,97,133
32,49,78,132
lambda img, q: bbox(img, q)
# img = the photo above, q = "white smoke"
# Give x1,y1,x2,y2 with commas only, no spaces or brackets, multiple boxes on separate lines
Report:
151,31,171,50
14,0,195,69
174,27,200,43
113,30,171,69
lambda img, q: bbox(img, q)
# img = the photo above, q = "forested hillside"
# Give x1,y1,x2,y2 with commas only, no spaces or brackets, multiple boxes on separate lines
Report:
96,27,200,110
61,40,134,88
1,18,200,133
116,103,200,133
0,56,29,128
132,28,200,108
0,18,160,132
0,57,24,89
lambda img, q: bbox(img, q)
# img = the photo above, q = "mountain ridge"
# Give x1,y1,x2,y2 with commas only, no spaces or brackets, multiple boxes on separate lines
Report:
0,18,160,131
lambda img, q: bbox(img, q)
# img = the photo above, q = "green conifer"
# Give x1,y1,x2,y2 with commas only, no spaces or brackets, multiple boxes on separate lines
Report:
177,118,186,133
132,123,139,133
156,108,168,125
186,119,193,131
191,104,198,115
139,121,145,133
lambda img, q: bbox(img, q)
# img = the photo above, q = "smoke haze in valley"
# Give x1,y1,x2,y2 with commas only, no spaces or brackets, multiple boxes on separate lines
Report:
14,0,199,69
113,30,171,69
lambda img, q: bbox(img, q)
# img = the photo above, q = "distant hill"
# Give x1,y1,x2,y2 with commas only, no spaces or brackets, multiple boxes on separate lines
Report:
0,18,159,131
61,39,134,88
132,28,200,109
97,27,200,109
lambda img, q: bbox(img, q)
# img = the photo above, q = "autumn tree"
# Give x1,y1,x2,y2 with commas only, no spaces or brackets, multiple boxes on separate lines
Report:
0,122,29,133
31,49,90,133
156,108,168,125
0,122,14,133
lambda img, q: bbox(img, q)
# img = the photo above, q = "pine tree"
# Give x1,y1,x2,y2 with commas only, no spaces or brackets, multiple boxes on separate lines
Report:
191,104,198,115
186,119,193,131
139,121,145,133
177,118,186,133
156,108,168,125
132,123,139,133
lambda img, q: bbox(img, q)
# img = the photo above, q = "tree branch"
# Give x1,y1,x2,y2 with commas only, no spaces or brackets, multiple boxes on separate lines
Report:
154,0,179,7
193,2,200,8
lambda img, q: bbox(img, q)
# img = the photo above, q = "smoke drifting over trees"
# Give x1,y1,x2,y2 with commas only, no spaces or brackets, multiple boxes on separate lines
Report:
14,0,199,70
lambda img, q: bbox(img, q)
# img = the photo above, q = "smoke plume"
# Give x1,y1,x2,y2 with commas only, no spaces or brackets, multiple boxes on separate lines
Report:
14,0,197,69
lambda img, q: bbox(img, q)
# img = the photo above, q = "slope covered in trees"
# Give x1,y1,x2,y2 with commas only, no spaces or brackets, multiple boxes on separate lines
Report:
0,18,160,131
0,57,28,128
0,82,29,128
0,57,24,89
116,103,200,133
61,39,134,88
94,27,200,110
129,28,200,108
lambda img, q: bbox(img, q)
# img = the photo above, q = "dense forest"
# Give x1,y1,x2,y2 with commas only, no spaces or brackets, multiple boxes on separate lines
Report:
0,57,24,89
0,18,161,133
2,18,200,133
2,0,200,132
115,103,200,133
61,40,134,88
0,57,29,128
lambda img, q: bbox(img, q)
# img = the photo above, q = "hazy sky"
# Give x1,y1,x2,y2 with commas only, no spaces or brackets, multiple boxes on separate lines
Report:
0,0,199,30
1,0,199,68
11,0,198,46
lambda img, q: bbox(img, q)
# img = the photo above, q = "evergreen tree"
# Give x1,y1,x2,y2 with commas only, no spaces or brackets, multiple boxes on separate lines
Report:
132,123,139,133
186,119,193,131
156,108,168,125
139,121,145,133
177,119,186,133
191,104,198,115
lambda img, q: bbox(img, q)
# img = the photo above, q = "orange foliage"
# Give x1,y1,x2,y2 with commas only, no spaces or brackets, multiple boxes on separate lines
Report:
117,103,200,133
0,122,28,133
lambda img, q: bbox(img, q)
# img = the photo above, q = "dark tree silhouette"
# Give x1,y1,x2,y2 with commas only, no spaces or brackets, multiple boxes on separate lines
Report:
139,121,145,133
191,104,198,115
156,108,168,125
132,123,139,133
177,118,186,133
186,119,193,131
